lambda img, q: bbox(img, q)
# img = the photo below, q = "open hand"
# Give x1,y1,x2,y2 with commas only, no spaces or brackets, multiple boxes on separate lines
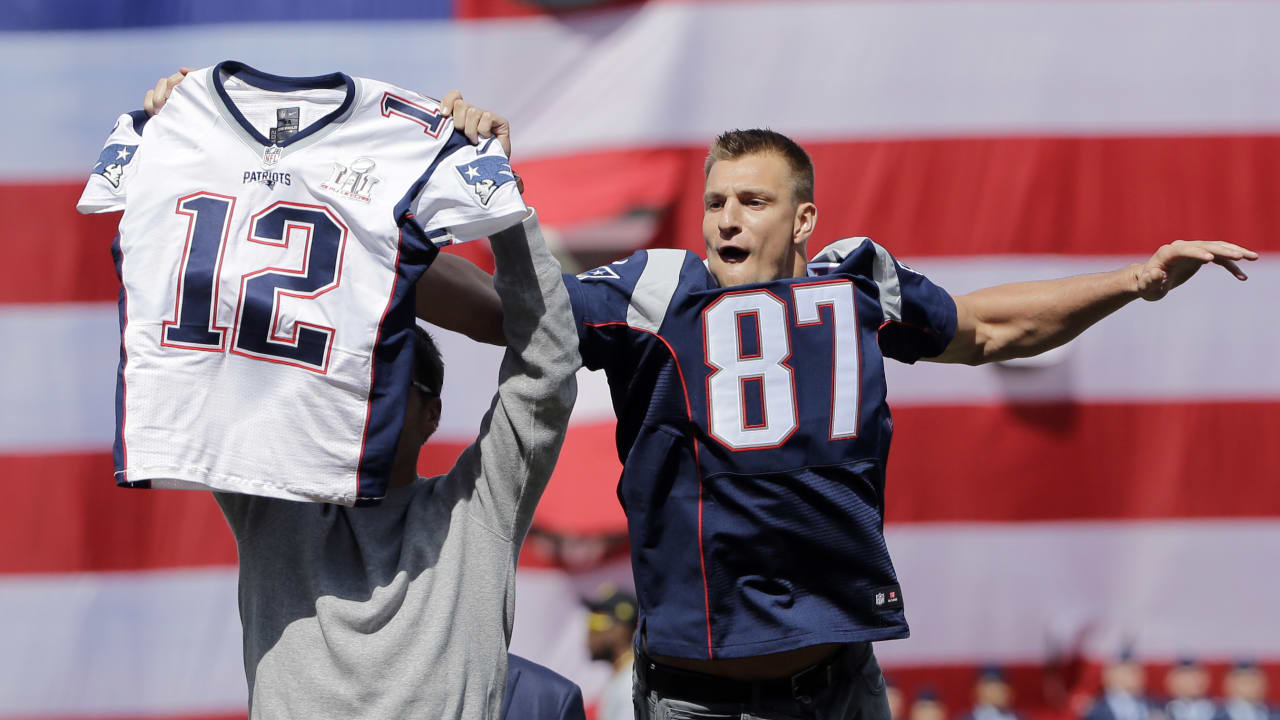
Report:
1136,240,1258,301
143,67,192,116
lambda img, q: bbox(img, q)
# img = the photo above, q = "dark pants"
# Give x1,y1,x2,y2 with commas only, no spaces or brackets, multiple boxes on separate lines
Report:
633,643,890,720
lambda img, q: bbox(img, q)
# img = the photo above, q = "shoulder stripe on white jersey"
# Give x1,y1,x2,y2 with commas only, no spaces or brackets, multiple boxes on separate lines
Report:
625,249,687,333
868,240,903,324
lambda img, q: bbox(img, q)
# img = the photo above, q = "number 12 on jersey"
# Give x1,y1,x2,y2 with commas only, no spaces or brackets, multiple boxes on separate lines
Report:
702,281,860,451
161,192,349,373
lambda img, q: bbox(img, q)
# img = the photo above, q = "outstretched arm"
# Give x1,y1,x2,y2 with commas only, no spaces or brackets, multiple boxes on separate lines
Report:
929,240,1257,365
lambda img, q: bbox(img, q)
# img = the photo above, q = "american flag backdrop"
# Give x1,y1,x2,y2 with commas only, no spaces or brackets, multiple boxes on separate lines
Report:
1,1,1278,717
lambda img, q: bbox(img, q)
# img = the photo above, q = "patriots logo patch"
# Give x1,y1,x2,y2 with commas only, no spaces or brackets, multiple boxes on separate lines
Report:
92,143,137,188
578,266,621,281
456,155,516,206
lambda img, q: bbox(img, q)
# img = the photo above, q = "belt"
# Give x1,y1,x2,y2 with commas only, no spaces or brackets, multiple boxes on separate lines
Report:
637,643,865,705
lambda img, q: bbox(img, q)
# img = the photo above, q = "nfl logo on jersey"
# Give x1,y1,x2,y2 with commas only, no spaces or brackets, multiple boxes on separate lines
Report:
875,593,886,606
262,145,281,168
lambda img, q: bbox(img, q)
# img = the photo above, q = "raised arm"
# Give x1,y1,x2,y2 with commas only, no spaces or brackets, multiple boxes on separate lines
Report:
929,239,1257,365
411,89,514,345
445,210,580,545
416,254,504,346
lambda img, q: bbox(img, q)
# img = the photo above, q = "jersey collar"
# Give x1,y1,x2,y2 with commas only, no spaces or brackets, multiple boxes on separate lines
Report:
211,60,356,149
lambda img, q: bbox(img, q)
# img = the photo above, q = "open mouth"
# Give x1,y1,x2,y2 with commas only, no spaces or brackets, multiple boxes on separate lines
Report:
718,246,750,264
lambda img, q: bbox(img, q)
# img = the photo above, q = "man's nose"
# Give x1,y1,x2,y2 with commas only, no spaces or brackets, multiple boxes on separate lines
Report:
719,200,742,236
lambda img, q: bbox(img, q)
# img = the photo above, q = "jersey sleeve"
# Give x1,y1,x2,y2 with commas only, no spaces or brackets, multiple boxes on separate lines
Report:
813,237,957,363
408,134,527,244
76,110,150,214
867,241,957,363
561,249,652,371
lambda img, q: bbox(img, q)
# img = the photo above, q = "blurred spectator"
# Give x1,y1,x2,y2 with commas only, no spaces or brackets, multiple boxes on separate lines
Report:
962,666,1024,720
1215,661,1276,720
501,654,587,720
585,585,639,720
1084,649,1156,720
1164,658,1217,720
887,677,905,720
911,689,949,720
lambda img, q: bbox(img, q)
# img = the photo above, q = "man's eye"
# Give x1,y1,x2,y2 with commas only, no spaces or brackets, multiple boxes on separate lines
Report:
707,201,723,210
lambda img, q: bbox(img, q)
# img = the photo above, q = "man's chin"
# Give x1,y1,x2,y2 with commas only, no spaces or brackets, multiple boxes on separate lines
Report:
709,261,757,288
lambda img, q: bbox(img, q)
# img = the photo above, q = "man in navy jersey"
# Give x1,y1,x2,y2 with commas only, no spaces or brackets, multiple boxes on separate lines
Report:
557,128,1255,720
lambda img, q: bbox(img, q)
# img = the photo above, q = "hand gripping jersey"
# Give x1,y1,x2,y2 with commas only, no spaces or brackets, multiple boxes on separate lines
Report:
562,239,957,659
77,61,526,505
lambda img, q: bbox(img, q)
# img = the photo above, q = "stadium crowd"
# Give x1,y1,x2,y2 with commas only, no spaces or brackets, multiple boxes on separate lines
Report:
874,657,1277,720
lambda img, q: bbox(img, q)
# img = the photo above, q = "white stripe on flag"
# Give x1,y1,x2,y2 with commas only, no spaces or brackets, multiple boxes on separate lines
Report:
0,303,121,452
5,257,1274,451
879,520,1280,665
0,567,246,717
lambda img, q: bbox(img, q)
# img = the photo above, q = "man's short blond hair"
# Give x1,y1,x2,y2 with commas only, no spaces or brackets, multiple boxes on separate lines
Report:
704,128,815,204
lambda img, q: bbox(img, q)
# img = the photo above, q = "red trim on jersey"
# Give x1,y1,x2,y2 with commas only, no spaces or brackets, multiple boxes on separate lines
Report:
584,320,715,658
738,375,767,429
734,309,763,360
876,318,940,337
356,232,407,500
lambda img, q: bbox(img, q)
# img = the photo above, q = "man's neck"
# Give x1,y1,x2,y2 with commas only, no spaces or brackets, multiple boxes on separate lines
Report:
789,248,808,279
388,452,419,489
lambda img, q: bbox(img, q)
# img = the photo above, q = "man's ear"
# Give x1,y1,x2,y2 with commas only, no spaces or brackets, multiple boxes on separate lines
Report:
423,396,442,437
793,201,817,246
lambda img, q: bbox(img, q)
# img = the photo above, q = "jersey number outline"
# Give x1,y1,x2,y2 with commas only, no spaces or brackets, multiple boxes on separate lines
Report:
702,281,861,451
380,92,446,137
162,192,349,373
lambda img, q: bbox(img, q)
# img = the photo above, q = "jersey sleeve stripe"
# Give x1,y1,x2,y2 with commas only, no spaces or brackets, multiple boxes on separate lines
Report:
869,240,904,324
392,128,470,227
126,109,151,136
624,249,686,333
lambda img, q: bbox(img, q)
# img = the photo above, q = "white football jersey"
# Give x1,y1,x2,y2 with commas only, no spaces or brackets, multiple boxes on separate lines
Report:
77,61,527,505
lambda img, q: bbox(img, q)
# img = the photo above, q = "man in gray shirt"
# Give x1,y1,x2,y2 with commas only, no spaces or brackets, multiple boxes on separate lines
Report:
140,73,578,718
213,208,579,718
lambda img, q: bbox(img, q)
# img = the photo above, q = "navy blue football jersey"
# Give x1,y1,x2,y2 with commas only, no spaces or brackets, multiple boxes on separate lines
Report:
562,237,957,659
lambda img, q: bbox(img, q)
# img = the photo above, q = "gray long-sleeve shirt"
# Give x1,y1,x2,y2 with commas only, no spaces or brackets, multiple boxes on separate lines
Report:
214,210,580,719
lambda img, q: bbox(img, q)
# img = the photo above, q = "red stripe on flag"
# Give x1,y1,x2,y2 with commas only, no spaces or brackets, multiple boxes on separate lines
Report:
0,453,236,573
0,182,122,304
12,135,1280,304
415,423,627,535
521,134,1280,257
7,400,1275,573
885,400,1280,524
